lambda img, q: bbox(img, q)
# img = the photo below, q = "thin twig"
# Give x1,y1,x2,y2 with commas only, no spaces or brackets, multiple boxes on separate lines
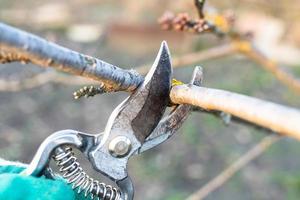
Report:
185,134,280,200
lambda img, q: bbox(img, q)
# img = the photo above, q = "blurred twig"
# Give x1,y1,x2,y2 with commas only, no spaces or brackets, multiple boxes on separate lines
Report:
158,11,224,37
194,0,206,19
159,3,300,94
185,134,280,200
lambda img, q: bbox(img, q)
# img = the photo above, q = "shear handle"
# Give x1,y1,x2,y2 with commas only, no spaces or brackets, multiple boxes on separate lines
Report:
117,176,134,200
22,129,96,177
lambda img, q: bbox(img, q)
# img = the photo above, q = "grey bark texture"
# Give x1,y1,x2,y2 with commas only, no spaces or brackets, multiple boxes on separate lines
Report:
0,23,144,92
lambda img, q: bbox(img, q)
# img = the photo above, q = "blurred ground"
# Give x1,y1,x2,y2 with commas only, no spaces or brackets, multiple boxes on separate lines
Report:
0,0,300,200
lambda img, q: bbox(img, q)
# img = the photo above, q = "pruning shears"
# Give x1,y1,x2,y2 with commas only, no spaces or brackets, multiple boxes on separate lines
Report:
22,42,202,200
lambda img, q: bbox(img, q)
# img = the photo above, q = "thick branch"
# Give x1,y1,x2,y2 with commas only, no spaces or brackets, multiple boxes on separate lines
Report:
170,85,300,140
0,23,143,92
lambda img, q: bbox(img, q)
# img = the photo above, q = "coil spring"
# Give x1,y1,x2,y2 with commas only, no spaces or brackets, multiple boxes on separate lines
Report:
52,146,121,200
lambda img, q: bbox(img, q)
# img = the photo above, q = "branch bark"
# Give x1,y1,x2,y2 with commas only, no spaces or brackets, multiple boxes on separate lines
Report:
0,23,143,92
170,84,300,140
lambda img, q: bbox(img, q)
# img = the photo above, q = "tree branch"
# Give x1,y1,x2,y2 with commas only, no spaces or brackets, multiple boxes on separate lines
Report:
170,84,300,140
185,134,280,200
1,23,300,141
0,23,143,93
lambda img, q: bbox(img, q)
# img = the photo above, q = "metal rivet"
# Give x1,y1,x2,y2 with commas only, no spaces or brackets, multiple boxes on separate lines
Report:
109,136,131,158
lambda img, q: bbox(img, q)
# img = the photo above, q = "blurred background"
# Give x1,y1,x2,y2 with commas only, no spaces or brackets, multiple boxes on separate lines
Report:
0,0,300,199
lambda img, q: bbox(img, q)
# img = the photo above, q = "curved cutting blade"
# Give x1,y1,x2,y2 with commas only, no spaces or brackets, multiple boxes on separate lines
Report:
138,66,203,153
105,41,172,143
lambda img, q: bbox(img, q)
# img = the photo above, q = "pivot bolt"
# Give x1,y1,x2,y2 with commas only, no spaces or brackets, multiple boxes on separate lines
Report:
109,136,132,158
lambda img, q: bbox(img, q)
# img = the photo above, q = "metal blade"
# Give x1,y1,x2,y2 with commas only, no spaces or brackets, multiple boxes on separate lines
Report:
106,41,172,143
131,41,172,142
139,66,203,153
